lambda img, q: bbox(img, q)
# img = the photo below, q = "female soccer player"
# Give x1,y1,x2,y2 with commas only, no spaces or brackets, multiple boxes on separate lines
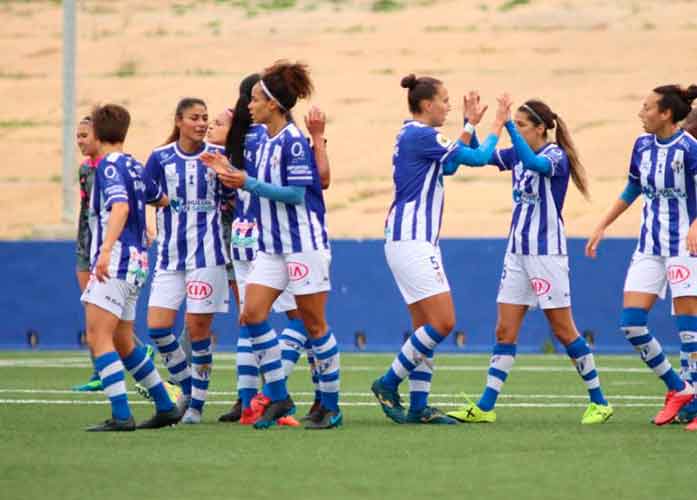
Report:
143,97,233,424
586,84,697,431
371,75,511,425
82,104,178,431
203,61,339,430
447,96,613,425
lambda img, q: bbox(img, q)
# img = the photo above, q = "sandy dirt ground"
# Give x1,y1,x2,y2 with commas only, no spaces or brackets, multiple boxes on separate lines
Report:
1,0,696,241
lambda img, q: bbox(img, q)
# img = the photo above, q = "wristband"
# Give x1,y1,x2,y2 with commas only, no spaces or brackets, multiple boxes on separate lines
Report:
463,122,475,135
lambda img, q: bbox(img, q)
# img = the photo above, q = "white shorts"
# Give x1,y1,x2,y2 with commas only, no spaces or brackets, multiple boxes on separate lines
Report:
385,240,450,305
148,266,229,314
81,275,140,321
624,251,697,300
247,249,331,296
232,259,297,314
497,253,571,310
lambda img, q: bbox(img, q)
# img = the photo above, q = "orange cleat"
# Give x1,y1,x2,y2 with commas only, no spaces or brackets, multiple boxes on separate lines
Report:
685,418,697,432
654,389,694,426
277,415,301,427
251,393,271,414
239,407,261,425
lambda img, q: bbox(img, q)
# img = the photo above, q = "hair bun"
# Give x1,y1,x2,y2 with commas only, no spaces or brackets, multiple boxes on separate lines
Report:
685,84,697,104
401,74,417,90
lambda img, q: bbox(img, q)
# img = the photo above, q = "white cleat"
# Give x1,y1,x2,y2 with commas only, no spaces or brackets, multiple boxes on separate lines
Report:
181,408,201,424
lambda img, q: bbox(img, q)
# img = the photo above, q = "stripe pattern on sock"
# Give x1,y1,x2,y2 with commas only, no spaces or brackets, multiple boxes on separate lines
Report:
123,346,174,413
305,338,321,402
565,337,607,405
190,338,213,413
149,328,192,395
94,351,130,420
409,353,434,412
236,326,259,408
383,325,442,388
248,321,287,401
677,315,697,386
279,318,308,378
478,343,516,412
311,331,340,412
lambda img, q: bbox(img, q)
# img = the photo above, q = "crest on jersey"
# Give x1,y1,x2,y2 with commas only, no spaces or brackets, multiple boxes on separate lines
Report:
436,133,451,148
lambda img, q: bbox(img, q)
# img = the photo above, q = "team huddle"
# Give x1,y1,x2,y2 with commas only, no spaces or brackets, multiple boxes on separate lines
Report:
73,59,697,432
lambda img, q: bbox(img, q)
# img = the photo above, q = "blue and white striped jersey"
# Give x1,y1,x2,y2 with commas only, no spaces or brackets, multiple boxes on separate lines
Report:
628,130,697,256
89,152,161,285
491,144,570,256
254,122,329,255
143,141,232,271
384,121,458,244
231,124,266,262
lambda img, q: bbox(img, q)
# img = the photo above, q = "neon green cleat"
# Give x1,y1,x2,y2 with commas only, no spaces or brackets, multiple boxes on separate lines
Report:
581,402,613,424
165,381,182,404
145,344,155,360
72,379,103,392
446,400,496,423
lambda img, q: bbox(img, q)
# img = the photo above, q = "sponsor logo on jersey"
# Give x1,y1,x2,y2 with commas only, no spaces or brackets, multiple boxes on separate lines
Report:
287,261,310,281
667,265,691,284
530,277,551,296
186,280,213,300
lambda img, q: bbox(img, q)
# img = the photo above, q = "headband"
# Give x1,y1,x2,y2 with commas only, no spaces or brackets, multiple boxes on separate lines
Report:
522,104,546,127
260,79,287,112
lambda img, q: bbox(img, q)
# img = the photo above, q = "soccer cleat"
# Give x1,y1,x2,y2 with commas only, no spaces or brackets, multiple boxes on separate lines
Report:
181,408,202,424
580,403,614,424
654,388,695,426
678,396,697,424
371,378,405,424
686,417,697,432
137,407,181,429
251,393,271,413
447,400,496,423
300,399,322,422
145,344,155,360
253,396,295,429
176,394,191,415
164,382,182,403
406,406,458,425
278,415,301,427
239,407,261,425
86,416,136,432
72,378,103,392
304,406,343,430
218,399,243,423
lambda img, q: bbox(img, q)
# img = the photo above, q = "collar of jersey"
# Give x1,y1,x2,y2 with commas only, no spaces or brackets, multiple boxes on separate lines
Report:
174,141,208,159
403,119,428,128
654,129,684,148
266,122,294,141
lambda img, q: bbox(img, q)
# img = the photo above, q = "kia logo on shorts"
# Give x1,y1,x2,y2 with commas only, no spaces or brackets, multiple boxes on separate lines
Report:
667,265,691,284
288,261,309,281
187,281,213,300
530,278,551,296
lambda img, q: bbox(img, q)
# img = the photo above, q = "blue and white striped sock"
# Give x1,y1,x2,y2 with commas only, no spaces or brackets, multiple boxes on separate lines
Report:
94,351,130,421
279,318,308,378
565,336,607,405
409,353,434,413
306,338,321,402
190,338,213,413
478,343,516,412
236,326,259,409
311,330,340,412
680,349,690,383
149,327,192,396
677,315,697,387
123,346,174,413
248,321,288,402
381,324,443,389
621,308,685,392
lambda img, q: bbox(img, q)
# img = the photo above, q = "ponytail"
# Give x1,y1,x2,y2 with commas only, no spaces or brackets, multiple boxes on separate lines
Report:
555,114,589,200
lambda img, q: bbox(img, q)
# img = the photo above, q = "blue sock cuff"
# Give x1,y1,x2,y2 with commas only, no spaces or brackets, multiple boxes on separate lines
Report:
310,330,334,347
122,346,146,371
493,343,517,356
94,351,119,371
148,327,172,338
676,315,697,332
238,325,250,339
287,318,307,334
247,321,271,337
620,308,648,327
423,324,445,345
565,337,590,358
191,338,211,351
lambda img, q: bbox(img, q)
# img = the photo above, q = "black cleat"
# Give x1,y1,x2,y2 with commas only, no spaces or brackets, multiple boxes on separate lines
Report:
300,399,322,422
253,396,295,429
136,407,181,429
218,398,242,423
86,416,136,432
304,406,343,430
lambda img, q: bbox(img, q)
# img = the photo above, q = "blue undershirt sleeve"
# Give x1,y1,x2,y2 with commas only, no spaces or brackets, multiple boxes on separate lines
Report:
442,133,499,175
505,121,552,176
242,176,306,205
620,179,642,205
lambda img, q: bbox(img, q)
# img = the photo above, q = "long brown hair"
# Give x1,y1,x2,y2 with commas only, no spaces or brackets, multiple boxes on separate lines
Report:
520,99,589,200
260,60,313,115
163,97,206,145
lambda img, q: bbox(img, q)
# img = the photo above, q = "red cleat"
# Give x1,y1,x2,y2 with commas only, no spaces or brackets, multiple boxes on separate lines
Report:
686,418,697,432
277,416,301,427
654,389,695,426
239,407,260,425
251,393,271,413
